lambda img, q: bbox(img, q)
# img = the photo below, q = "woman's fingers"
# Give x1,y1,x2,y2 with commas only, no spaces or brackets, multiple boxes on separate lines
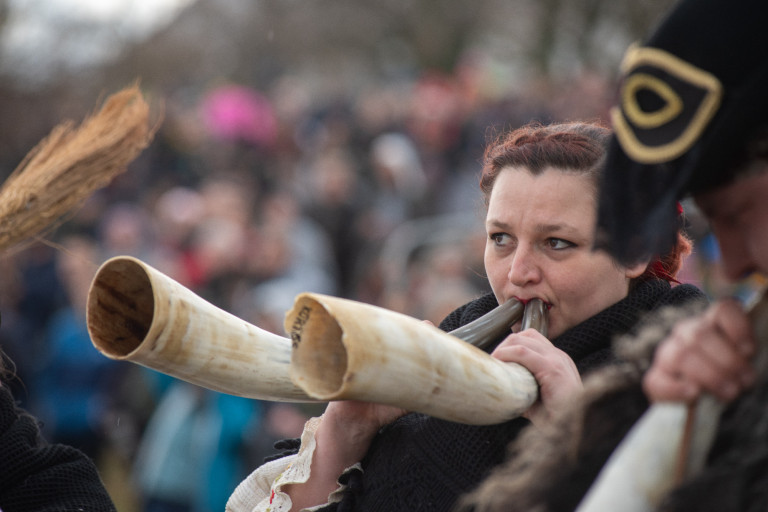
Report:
492,330,582,421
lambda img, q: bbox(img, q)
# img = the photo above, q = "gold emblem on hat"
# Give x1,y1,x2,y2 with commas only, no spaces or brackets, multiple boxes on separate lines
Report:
611,44,722,164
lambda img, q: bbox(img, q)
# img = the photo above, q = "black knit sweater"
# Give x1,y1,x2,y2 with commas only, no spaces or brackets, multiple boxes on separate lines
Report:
0,382,116,511
278,279,705,512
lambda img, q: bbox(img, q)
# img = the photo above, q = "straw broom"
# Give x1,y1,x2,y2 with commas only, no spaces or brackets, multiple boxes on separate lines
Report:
0,84,158,251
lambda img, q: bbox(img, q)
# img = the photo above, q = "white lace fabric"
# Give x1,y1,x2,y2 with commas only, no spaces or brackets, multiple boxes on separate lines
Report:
226,416,361,511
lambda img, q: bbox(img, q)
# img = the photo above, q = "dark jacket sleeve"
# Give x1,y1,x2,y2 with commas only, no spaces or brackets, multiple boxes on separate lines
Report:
0,384,117,512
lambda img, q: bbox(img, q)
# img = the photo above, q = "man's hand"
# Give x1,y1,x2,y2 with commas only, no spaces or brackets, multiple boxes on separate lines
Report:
643,299,757,403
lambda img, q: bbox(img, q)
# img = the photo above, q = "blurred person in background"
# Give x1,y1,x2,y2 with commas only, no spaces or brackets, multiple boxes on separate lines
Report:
367,132,428,234
132,375,263,512
33,234,122,462
300,147,369,298
0,239,117,509
0,243,62,406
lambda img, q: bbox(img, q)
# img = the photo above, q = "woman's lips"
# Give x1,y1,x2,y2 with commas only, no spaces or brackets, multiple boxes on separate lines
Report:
513,296,552,309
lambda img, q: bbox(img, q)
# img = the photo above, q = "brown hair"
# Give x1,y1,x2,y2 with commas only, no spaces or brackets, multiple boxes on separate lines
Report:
479,121,692,284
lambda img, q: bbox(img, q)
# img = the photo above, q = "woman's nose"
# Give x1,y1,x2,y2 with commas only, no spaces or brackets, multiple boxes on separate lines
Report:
507,246,541,286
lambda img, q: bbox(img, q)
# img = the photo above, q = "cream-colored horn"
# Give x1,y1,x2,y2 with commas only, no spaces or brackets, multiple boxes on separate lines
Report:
87,255,314,402
87,255,539,422
287,293,539,425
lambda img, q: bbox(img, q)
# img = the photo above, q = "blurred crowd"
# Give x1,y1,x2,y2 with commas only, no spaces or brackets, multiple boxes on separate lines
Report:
0,65,746,511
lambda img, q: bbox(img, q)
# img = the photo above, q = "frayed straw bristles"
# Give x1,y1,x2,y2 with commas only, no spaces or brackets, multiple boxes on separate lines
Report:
0,84,158,252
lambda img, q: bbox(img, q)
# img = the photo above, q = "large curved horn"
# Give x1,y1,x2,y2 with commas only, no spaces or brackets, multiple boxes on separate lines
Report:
287,293,539,425
87,255,314,402
87,256,534,415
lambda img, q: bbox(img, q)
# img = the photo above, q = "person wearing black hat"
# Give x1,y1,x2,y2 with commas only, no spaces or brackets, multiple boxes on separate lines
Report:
596,2,768,503
595,0,768,267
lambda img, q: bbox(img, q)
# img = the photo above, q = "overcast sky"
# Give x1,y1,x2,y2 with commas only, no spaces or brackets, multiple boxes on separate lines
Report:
1,0,195,85
6,0,194,31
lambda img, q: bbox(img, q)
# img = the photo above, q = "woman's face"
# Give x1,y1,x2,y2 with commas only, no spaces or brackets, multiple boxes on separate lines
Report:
484,166,645,338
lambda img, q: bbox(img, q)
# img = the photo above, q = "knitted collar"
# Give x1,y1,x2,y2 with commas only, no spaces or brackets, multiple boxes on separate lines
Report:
553,279,673,366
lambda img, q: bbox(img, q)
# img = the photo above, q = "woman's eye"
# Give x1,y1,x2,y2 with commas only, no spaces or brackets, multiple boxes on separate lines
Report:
547,238,574,250
491,233,511,246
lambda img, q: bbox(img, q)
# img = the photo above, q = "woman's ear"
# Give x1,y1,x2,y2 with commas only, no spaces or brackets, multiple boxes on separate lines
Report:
624,260,650,279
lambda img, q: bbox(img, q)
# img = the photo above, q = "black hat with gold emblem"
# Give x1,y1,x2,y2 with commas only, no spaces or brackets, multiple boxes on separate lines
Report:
596,0,768,265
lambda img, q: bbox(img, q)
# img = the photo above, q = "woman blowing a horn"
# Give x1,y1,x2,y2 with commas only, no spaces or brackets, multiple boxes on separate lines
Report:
226,121,705,512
